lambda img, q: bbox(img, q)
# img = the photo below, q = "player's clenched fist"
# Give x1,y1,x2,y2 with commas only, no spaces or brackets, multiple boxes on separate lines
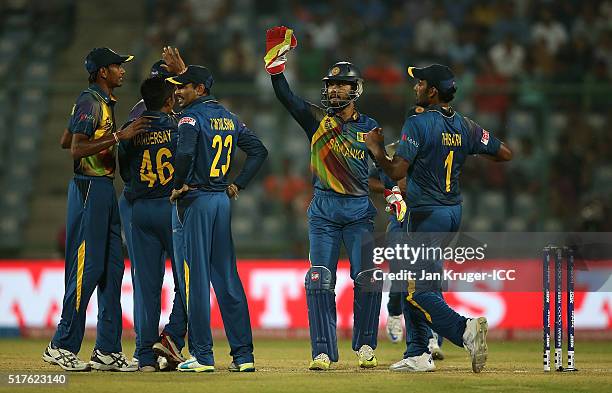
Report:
264,26,297,75
364,126,385,155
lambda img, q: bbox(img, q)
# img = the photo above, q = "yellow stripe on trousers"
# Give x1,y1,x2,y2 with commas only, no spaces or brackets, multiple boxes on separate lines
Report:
184,260,189,311
406,279,432,323
76,240,85,311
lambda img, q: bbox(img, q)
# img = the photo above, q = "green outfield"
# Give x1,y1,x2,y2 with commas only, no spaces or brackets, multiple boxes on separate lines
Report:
1,338,611,393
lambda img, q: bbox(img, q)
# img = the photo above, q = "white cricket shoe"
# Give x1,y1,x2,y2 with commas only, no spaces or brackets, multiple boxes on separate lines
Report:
386,315,403,344
389,352,435,372
42,342,90,371
463,317,488,373
177,357,215,372
308,353,331,371
90,349,138,372
130,357,139,368
428,332,445,360
356,345,378,368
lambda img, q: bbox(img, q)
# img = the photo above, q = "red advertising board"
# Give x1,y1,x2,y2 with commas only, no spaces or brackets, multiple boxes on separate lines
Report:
0,260,610,332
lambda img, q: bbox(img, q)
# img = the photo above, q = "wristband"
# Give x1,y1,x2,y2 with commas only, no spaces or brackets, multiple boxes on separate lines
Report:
112,132,120,143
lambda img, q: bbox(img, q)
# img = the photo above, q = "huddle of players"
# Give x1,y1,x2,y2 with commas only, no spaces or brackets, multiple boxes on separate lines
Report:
43,46,266,373
43,24,512,374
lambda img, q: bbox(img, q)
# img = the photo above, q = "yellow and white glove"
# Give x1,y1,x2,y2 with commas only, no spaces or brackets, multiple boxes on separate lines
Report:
264,26,297,75
384,186,407,222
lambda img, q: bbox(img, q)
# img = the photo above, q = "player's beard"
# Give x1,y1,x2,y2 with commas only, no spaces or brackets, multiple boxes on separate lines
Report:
415,90,429,106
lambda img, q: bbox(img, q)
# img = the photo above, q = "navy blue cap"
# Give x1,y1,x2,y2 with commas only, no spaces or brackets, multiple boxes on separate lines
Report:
85,47,134,74
150,60,175,79
166,65,214,90
408,64,456,93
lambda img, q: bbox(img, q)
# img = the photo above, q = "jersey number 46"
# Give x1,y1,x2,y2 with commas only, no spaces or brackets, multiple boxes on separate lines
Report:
140,148,174,187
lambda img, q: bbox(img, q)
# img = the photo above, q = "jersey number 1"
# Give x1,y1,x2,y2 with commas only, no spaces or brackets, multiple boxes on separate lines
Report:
444,150,454,193
140,148,174,188
210,135,233,177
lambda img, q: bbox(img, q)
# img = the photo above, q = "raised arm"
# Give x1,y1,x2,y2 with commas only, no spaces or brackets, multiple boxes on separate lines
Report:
270,73,320,138
265,26,320,139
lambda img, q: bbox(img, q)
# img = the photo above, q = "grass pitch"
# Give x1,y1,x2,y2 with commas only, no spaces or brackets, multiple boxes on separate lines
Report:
1,338,611,392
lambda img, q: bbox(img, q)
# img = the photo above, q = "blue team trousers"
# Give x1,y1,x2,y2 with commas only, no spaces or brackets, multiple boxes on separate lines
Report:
52,175,124,354
174,192,253,365
386,216,405,316
402,204,466,357
128,197,187,366
306,189,380,361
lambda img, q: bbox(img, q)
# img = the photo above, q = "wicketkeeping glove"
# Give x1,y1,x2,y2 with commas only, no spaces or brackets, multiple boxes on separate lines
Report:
264,26,297,75
384,186,407,223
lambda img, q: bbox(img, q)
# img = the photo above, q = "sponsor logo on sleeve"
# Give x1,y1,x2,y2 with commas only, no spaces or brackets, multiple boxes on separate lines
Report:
179,116,197,126
79,113,95,122
401,134,419,148
481,130,490,145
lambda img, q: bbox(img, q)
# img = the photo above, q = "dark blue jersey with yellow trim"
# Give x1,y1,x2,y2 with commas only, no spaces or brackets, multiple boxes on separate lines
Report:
68,84,117,177
118,110,177,201
172,95,267,192
271,73,378,197
396,105,501,207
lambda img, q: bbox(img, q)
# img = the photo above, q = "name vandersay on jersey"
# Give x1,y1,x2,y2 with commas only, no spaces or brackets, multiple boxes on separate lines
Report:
133,130,172,147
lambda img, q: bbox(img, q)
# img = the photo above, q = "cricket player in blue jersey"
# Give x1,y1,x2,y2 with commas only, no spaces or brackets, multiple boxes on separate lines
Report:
119,59,188,371
45,47,149,372
118,77,188,372
265,26,382,370
365,64,512,373
166,65,268,373
369,128,445,359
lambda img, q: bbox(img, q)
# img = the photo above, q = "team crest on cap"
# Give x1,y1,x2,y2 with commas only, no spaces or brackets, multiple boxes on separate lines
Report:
331,66,340,76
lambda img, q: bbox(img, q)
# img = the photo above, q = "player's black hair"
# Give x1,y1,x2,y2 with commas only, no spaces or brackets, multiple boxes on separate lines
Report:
88,70,99,84
141,76,174,111
438,89,455,103
425,80,456,104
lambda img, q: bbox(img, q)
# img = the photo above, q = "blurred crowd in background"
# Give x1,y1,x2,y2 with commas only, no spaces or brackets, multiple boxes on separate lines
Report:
1,0,612,257
145,0,612,251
